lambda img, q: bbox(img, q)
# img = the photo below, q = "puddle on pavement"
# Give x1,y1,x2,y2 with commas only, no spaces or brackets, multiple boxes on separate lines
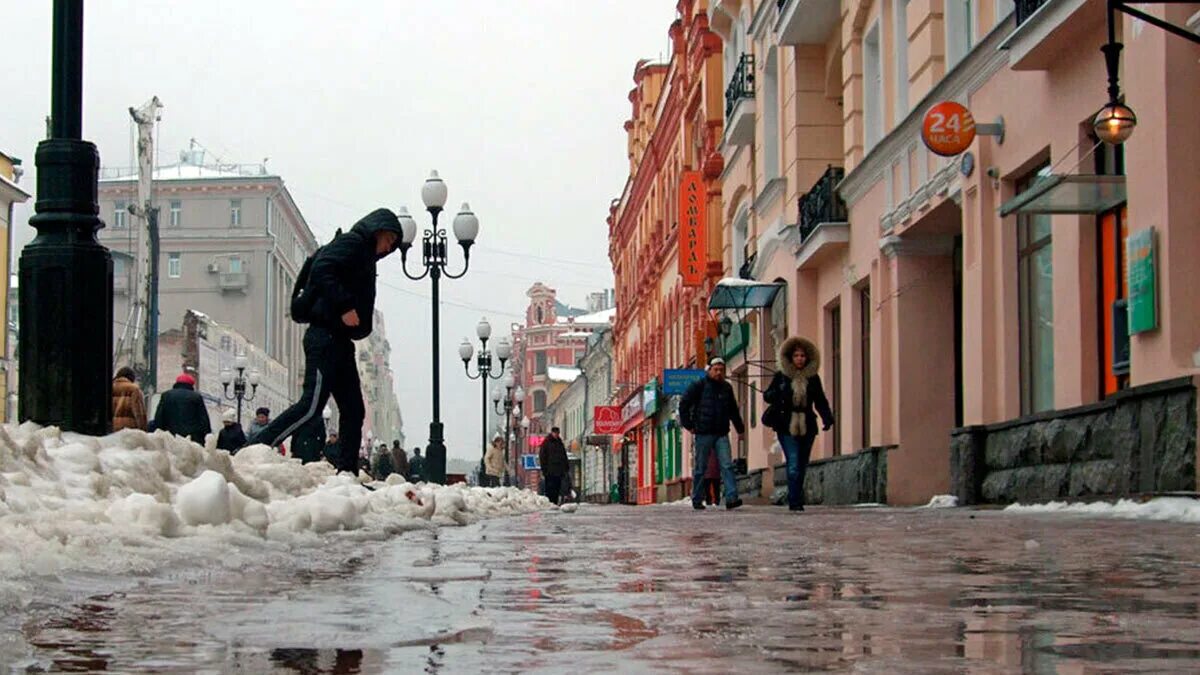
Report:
6,506,1200,673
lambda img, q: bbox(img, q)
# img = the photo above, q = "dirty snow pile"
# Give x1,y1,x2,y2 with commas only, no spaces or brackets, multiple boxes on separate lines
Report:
0,423,550,586
923,494,959,509
1004,497,1200,523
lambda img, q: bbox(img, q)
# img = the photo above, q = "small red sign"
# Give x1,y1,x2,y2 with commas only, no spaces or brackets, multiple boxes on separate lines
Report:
678,171,708,287
921,101,976,157
594,406,622,434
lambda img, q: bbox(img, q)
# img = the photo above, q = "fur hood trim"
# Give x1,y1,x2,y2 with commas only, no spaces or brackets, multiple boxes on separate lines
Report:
778,336,820,378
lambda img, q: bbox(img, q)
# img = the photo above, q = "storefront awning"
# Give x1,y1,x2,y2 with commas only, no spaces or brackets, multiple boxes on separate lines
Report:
708,278,785,310
999,174,1127,217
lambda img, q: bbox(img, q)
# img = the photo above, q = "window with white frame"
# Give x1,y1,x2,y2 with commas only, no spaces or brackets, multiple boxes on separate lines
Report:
167,252,181,278
945,0,977,68
229,255,242,274
864,22,884,150
169,200,181,227
732,210,749,274
113,201,127,229
230,199,242,227
894,0,911,122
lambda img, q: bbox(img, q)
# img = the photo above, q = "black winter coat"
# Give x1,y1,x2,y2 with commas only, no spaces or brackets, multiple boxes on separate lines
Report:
154,383,212,445
763,372,835,438
680,376,746,436
217,423,247,453
539,435,569,477
305,209,404,341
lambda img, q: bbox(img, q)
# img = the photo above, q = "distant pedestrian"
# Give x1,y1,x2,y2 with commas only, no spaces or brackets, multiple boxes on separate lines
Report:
372,443,394,481
681,357,745,510
111,366,147,432
248,407,271,440
763,336,834,512
217,409,247,454
539,427,569,504
391,440,409,480
702,447,721,505
153,373,212,445
409,447,426,482
484,434,506,487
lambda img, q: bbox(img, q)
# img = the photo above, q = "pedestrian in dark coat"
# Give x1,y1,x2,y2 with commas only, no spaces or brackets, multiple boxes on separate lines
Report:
539,427,569,504
372,443,394,481
681,357,746,510
763,336,835,512
216,409,247,454
111,366,147,432
154,374,212,445
409,447,426,482
391,441,409,480
249,209,404,474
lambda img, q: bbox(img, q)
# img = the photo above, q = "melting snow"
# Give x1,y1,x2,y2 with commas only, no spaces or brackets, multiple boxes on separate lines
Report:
923,494,959,509
1004,497,1200,523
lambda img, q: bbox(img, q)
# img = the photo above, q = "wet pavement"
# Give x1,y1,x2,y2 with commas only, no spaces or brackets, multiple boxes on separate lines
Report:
5,502,1200,673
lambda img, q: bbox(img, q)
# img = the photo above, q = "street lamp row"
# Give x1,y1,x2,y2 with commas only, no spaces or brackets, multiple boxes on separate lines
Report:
219,352,260,426
461,317,511,483
492,375,529,486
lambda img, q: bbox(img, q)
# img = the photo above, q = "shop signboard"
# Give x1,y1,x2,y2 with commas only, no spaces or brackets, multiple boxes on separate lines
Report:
593,405,622,434
643,379,659,416
1126,227,1157,334
663,368,705,395
921,101,976,157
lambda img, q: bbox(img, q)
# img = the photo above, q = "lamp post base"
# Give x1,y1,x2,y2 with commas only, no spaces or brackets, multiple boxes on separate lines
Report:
426,421,447,484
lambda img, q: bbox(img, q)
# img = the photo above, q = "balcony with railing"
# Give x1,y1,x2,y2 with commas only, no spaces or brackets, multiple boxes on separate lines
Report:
1002,0,1107,71
794,166,849,270
218,272,249,293
723,54,756,147
776,0,842,46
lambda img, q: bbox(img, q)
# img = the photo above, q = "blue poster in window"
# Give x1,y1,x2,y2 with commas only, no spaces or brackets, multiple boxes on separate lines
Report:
522,454,540,471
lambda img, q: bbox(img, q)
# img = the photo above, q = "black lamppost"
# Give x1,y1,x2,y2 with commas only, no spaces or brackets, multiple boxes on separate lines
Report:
397,171,480,485
492,376,524,486
460,318,511,484
219,352,260,426
19,0,114,434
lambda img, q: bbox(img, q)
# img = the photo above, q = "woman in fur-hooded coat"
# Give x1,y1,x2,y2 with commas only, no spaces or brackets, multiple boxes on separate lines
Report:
763,336,835,511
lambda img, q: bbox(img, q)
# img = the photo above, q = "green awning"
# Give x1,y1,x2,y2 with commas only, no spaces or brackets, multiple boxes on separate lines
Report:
708,278,785,310
999,174,1127,217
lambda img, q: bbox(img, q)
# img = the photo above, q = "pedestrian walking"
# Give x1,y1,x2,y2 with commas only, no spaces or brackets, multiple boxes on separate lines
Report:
372,443,394,481
680,357,746,510
247,208,404,474
539,427,569,504
111,366,147,432
763,336,834,512
247,407,271,440
392,441,409,480
409,447,426,482
153,373,212,445
484,434,506,487
216,409,247,454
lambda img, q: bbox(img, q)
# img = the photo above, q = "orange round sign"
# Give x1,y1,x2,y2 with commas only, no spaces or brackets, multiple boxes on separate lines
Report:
921,102,976,157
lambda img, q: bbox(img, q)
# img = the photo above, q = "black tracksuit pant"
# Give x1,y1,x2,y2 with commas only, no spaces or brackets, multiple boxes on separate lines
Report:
254,325,364,474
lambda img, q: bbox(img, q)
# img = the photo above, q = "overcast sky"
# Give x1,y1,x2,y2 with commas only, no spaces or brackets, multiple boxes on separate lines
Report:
4,1,678,461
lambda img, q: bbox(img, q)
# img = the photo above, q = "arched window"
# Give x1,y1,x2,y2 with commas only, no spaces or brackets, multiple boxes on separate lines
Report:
536,306,544,324
533,390,548,413
732,206,750,277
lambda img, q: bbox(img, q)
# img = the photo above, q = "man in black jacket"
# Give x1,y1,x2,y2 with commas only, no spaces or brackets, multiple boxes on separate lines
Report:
538,427,570,504
680,357,745,510
154,373,212,445
249,208,403,474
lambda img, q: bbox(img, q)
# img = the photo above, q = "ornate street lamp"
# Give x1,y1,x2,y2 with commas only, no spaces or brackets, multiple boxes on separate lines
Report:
461,317,511,484
398,171,481,484
493,377,525,486
219,352,259,426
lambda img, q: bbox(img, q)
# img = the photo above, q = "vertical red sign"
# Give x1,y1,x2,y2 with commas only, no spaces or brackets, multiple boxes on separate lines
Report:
679,171,707,287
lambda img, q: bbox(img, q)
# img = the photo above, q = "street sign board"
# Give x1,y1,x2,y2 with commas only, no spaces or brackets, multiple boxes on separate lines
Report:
594,405,622,434
1126,227,1157,334
663,368,706,395
679,171,708,286
643,379,659,416
522,454,540,470
528,434,546,448
921,101,976,157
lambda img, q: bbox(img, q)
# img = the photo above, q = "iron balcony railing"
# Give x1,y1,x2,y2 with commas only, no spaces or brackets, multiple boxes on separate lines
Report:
1015,0,1049,26
724,54,755,119
798,166,847,242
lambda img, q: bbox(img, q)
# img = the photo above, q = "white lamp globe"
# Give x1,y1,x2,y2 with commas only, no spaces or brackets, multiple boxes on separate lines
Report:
502,372,515,390
421,170,448,210
219,369,233,386
496,338,513,361
491,386,502,404
458,339,474,362
397,206,418,246
234,354,248,371
452,202,479,244
514,386,526,403
476,317,492,340
248,369,261,386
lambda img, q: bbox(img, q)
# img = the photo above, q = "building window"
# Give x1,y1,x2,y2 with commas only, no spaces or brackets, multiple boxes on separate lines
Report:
860,285,872,448
829,303,842,456
732,210,749,274
229,256,243,274
230,199,242,227
894,0,910,122
864,22,884,150
763,48,780,181
168,252,182,279
945,0,976,68
113,201,127,229
169,200,181,227
535,352,547,375
1018,165,1054,414
533,390,547,413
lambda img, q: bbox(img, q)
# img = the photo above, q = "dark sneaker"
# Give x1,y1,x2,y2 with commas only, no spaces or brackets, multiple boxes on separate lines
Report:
692,502,706,510
726,498,744,510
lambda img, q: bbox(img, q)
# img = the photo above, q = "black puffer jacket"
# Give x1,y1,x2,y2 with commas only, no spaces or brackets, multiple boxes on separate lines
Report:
539,435,569,477
217,423,247,453
306,208,403,340
680,376,746,436
154,383,212,445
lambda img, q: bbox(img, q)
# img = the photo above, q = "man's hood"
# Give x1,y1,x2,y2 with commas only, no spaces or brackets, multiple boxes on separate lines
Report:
349,208,404,259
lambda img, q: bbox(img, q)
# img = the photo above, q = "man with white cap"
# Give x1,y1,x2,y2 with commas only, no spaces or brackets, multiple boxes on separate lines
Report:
680,356,746,510
216,409,247,454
